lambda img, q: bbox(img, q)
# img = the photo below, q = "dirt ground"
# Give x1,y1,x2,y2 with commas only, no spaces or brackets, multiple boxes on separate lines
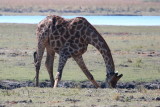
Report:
0,81,160,107
0,79,160,90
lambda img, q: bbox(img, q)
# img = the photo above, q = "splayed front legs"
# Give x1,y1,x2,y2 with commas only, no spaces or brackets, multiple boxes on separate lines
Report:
53,54,99,88
74,56,100,88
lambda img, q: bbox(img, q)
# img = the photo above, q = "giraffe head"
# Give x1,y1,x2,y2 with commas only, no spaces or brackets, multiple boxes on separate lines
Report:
105,71,123,88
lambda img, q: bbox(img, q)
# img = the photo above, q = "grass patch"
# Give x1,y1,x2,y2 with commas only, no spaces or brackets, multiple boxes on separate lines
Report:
0,87,160,106
0,23,160,83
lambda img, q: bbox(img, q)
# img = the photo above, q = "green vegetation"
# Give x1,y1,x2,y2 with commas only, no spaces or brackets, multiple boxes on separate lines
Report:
0,0,160,15
0,23,160,82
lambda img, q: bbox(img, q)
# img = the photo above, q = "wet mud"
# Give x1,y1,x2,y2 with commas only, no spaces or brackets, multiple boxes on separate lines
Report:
0,80,159,90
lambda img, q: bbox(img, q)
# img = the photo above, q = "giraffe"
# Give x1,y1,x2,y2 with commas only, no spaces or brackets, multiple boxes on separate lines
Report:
33,15,123,88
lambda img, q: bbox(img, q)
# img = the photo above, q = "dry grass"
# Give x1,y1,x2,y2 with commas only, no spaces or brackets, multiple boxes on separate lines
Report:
0,88,160,106
0,0,160,15
0,0,159,7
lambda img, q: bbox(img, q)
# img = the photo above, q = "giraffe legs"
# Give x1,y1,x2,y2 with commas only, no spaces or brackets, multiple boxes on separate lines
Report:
74,56,100,88
54,54,68,88
45,52,55,87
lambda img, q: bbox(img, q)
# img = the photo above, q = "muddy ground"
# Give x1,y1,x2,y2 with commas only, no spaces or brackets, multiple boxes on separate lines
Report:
0,79,160,90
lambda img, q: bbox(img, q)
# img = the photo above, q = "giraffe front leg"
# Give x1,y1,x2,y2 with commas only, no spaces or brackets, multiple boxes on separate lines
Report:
74,56,100,88
45,51,55,87
54,54,68,88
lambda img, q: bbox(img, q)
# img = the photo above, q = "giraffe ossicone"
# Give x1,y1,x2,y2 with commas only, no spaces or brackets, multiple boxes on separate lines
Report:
34,15,123,88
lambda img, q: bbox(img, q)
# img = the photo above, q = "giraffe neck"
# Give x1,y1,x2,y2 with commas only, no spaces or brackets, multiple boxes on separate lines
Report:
96,36,115,76
86,26,115,77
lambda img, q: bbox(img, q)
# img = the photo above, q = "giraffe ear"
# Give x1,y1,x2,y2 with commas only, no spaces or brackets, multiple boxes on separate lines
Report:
118,74,123,78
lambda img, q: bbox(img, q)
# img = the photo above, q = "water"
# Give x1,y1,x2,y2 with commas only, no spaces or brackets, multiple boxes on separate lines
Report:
0,16,160,26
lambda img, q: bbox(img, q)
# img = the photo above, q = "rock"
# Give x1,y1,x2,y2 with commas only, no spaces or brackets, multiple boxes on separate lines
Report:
145,83,160,89
156,97,160,101
119,64,129,67
40,82,48,87
100,82,106,88
139,96,146,100
0,52,5,55
65,98,80,102
117,82,136,89
110,105,119,107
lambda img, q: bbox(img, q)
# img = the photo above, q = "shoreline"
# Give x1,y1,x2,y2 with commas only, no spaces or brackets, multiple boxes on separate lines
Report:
0,12,159,16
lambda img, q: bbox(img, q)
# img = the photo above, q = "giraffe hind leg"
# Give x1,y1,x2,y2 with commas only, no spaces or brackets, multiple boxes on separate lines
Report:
34,43,45,87
73,56,100,88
